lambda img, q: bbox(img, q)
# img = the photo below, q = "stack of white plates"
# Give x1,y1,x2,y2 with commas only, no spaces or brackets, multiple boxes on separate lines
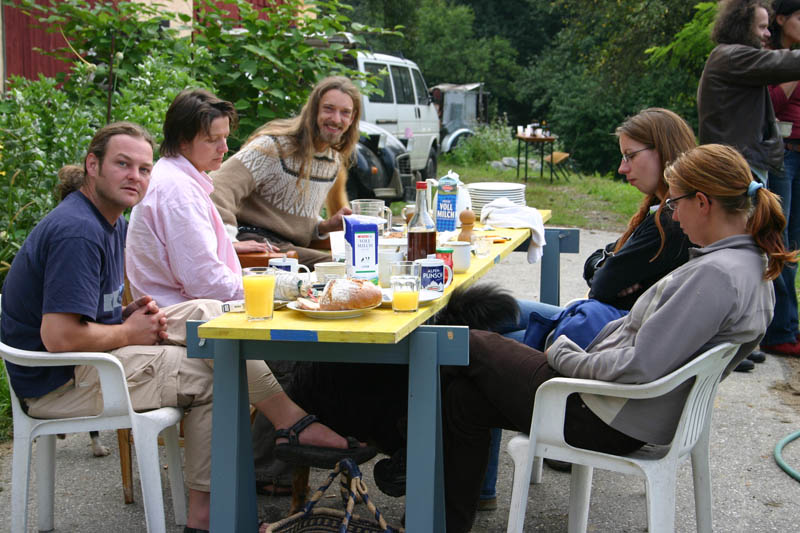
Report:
466,182,526,216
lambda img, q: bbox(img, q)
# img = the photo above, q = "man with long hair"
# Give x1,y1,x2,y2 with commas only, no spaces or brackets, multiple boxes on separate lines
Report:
211,76,361,267
697,0,800,183
698,0,800,357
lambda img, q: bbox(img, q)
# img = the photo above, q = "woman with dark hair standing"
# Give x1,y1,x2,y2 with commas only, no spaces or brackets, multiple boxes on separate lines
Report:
762,0,800,356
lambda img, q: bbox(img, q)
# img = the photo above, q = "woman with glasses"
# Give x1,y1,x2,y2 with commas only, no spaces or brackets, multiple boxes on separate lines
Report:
476,108,700,504
501,109,702,351
762,0,800,356
442,143,794,532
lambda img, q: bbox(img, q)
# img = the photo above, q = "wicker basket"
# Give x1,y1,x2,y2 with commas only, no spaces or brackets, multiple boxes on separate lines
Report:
264,459,404,533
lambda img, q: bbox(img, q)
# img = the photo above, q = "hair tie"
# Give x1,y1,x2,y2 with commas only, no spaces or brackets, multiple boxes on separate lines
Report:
747,181,764,197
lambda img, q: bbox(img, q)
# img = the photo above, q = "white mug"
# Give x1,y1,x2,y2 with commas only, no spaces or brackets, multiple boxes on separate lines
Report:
314,261,346,283
379,249,405,288
449,241,472,273
269,257,310,274
414,257,453,292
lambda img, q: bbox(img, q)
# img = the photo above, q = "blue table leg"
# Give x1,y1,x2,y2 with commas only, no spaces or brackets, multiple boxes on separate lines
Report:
540,228,581,306
209,340,258,533
405,329,446,532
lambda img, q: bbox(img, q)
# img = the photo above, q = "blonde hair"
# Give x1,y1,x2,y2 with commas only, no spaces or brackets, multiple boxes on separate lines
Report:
664,144,796,280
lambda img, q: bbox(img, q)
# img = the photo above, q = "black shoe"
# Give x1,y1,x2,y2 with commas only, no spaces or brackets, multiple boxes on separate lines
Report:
747,350,766,363
734,358,755,372
544,458,572,472
374,449,406,497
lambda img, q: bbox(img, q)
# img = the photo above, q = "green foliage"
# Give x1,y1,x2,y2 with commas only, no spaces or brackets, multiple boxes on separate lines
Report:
0,55,203,283
0,362,11,441
517,0,703,174
13,0,194,123
191,0,399,149
443,119,517,166
646,3,717,72
0,73,99,279
411,0,521,107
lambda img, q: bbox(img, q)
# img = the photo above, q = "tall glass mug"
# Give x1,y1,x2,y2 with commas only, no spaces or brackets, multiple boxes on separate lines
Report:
242,267,276,320
390,261,421,313
351,199,393,235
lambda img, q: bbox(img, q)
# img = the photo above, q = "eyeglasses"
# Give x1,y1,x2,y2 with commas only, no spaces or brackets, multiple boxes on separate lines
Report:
621,146,653,163
664,191,697,213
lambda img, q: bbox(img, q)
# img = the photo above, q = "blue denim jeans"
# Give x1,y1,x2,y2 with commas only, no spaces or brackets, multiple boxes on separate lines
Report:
764,152,800,345
480,299,565,499
496,298,564,342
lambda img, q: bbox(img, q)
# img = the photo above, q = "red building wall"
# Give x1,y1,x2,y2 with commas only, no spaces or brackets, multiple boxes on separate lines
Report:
3,2,70,82
4,1,287,84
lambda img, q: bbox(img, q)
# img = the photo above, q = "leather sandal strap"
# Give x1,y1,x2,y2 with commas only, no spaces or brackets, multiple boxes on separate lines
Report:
274,413,318,445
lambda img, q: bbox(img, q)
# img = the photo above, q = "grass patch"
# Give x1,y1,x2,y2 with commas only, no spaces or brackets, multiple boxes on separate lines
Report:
437,160,640,233
0,363,12,441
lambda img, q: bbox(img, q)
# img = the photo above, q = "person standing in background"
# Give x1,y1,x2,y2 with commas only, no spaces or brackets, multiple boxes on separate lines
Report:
763,0,800,356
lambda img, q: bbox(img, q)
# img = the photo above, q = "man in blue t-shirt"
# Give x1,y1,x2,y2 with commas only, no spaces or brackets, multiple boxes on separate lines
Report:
0,121,369,533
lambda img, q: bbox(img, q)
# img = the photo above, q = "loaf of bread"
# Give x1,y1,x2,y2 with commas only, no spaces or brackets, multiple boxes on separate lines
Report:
318,278,382,310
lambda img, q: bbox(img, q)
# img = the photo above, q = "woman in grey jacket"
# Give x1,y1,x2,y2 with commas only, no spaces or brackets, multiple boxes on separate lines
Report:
442,144,797,533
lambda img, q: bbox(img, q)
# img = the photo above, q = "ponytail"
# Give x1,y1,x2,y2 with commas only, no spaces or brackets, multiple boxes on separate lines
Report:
747,186,797,280
56,165,85,202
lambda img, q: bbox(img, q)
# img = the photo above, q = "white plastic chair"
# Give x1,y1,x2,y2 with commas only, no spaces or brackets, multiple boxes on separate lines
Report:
1,297,187,533
505,342,740,533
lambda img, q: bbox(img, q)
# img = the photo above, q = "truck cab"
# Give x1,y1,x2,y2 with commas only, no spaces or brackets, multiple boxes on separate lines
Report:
351,52,440,181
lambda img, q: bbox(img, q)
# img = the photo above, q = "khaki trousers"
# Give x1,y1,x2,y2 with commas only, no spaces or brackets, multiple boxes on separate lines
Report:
25,299,282,491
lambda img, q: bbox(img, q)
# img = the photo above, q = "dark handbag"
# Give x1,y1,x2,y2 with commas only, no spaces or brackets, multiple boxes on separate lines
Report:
582,242,615,284
264,459,404,533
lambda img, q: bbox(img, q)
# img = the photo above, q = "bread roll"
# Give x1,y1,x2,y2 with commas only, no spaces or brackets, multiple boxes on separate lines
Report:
319,279,382,310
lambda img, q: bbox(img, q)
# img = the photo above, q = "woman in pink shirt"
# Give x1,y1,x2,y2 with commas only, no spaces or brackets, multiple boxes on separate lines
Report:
126,89,271,305
125,90,374,532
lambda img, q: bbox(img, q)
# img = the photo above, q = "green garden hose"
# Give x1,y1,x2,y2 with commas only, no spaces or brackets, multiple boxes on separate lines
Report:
774,429,800,482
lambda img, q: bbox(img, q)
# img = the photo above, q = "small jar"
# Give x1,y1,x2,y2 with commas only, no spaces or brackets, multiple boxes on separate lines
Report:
435,247,454,284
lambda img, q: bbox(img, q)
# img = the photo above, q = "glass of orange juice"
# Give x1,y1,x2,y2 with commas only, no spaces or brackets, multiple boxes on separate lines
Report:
390,261,421,313
242,267,276,320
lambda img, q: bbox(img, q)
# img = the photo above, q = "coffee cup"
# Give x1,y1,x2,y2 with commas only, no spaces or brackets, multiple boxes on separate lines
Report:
414,257,453,292
449,241,472,273
314,261,346,283
269,257,310,274
379,249,405,288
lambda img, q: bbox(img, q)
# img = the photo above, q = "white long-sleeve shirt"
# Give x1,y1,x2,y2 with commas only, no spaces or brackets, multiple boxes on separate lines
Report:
126,155,243,307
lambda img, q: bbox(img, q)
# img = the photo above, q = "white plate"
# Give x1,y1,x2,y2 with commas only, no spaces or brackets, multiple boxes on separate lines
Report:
467,182,526,192
379,288,443,307
286,301,380,319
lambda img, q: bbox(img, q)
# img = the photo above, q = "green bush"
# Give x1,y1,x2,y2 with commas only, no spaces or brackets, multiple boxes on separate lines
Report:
190,0,395,149
443,118,517,166
0,362,10,440
0,56,203,283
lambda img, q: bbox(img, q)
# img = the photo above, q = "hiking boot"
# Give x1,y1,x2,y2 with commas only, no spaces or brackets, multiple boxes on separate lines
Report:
374,449,406,497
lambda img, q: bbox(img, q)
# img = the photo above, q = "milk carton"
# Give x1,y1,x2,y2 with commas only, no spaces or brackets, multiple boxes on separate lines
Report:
435,171,459,232
343,215,379,283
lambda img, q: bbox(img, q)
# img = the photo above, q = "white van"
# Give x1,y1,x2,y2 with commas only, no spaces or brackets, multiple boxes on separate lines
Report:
351,52,440,180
